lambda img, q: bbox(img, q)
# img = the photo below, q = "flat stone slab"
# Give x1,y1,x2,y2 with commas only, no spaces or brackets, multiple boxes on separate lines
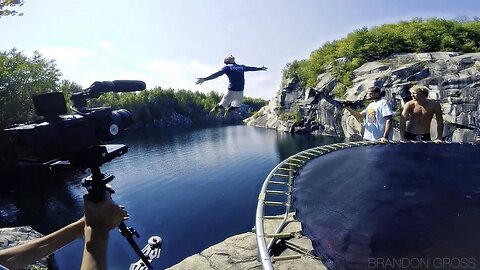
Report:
167,214,326,270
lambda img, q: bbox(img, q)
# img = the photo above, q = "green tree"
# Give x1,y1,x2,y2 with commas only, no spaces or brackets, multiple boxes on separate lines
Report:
0,48,61,127
243,97,267,113
282,18,480,96
0,0,24,17
58,79,83,111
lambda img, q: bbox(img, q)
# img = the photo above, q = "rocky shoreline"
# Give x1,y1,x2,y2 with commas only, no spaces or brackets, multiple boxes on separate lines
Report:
167,214,325,270
0,226,56,269
1,216,325,270
246,52,480,142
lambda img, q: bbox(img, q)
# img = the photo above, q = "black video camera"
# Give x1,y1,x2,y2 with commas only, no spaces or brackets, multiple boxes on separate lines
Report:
3,80,146,164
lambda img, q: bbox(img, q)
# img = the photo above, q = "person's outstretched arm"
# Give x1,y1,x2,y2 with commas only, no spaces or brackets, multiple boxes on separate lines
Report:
344,106,365,122
196,68,227,85
243,65,267,72
0,218,85,269
81,192,128,270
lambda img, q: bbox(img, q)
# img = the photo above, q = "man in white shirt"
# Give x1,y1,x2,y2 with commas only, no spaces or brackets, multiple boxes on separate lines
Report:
344,86,393,142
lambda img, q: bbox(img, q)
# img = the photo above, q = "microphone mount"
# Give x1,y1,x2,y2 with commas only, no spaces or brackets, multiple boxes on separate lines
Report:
71,80,146,110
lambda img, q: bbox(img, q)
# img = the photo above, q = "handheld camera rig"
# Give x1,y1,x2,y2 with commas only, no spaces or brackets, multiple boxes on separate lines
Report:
4,80,144,164
80,144,162,269
3,80,162,269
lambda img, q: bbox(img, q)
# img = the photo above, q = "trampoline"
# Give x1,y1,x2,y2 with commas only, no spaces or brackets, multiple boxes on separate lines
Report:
256,141,480,270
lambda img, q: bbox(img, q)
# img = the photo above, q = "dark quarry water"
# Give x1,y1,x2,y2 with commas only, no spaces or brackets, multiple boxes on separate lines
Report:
0,125,342,269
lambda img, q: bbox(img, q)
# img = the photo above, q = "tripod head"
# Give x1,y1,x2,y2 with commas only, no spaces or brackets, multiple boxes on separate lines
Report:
77,144,128,202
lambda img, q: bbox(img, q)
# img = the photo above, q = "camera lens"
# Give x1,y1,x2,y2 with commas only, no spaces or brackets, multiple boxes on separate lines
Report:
111,109,133,133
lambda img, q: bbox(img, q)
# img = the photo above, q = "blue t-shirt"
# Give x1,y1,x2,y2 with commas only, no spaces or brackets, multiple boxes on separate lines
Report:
205,64,263,91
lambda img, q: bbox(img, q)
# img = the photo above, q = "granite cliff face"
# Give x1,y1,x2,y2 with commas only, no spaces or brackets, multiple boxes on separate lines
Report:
245,52,480,142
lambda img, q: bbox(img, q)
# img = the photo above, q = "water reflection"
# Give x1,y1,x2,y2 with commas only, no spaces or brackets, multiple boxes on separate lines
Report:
0,170,84,234
274,132,343,160
0,126,344,269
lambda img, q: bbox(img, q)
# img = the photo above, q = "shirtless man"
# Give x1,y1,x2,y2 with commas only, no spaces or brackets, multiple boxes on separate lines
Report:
400,85,444,142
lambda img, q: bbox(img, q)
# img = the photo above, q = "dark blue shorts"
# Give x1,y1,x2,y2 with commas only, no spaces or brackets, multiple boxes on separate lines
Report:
405,131,431,141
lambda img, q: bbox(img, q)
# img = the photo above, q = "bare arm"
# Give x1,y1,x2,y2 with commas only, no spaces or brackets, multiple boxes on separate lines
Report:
81,228,109,270
434,102,444,141
344,106,365,122
476,117,480,144
0,194,127,270
0,219,84,269
81,193,128,270
382,115,393,140
399,102,412,140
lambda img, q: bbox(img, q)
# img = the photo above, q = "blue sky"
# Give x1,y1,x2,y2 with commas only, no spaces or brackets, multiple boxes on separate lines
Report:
1,0,480,99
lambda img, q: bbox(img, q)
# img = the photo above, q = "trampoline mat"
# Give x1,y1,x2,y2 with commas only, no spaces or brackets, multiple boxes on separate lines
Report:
293,143,480,270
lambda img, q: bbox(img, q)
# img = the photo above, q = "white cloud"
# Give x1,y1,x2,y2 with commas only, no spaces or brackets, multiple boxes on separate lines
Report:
37,46,95,65
140,59,182,75
189,60,216,75
99,41,117,54
139,59,192,89
226,19,248,33
249,74,270,85
226,24,237,33
114,68,157,89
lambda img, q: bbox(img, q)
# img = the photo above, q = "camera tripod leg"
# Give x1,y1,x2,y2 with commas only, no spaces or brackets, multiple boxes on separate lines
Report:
118,222,153,268
81,161,161,269
129,236,163,270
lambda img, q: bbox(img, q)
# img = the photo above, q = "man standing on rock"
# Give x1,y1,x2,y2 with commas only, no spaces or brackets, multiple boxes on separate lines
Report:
344,86,393,143
400,85,444,142
196,55,267,117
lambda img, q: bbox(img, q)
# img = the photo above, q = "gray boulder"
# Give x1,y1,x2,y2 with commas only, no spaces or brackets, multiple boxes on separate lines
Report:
0,226,57,269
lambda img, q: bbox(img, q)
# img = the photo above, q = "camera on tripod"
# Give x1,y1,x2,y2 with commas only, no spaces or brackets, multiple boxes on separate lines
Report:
3,80,146,165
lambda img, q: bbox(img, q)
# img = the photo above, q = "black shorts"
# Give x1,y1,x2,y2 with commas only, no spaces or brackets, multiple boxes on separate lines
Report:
405,131,431,141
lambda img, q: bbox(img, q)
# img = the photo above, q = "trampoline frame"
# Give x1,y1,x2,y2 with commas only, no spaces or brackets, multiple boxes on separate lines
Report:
255,140,471,269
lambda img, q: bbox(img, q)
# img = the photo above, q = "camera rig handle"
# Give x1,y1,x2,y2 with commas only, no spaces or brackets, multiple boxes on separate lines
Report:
79,145,160,269
71,80,146,110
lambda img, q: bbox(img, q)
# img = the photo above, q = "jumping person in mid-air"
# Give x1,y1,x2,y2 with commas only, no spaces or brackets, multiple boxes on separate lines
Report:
195,55,267,116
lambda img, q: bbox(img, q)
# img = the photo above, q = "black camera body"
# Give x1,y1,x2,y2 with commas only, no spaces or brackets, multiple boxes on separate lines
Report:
3,80,145,164
3,80,163,267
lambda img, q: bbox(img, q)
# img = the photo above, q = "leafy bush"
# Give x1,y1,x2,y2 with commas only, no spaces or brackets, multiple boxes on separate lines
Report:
243,97,268,112
283,18,480,90
278,105,303,125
